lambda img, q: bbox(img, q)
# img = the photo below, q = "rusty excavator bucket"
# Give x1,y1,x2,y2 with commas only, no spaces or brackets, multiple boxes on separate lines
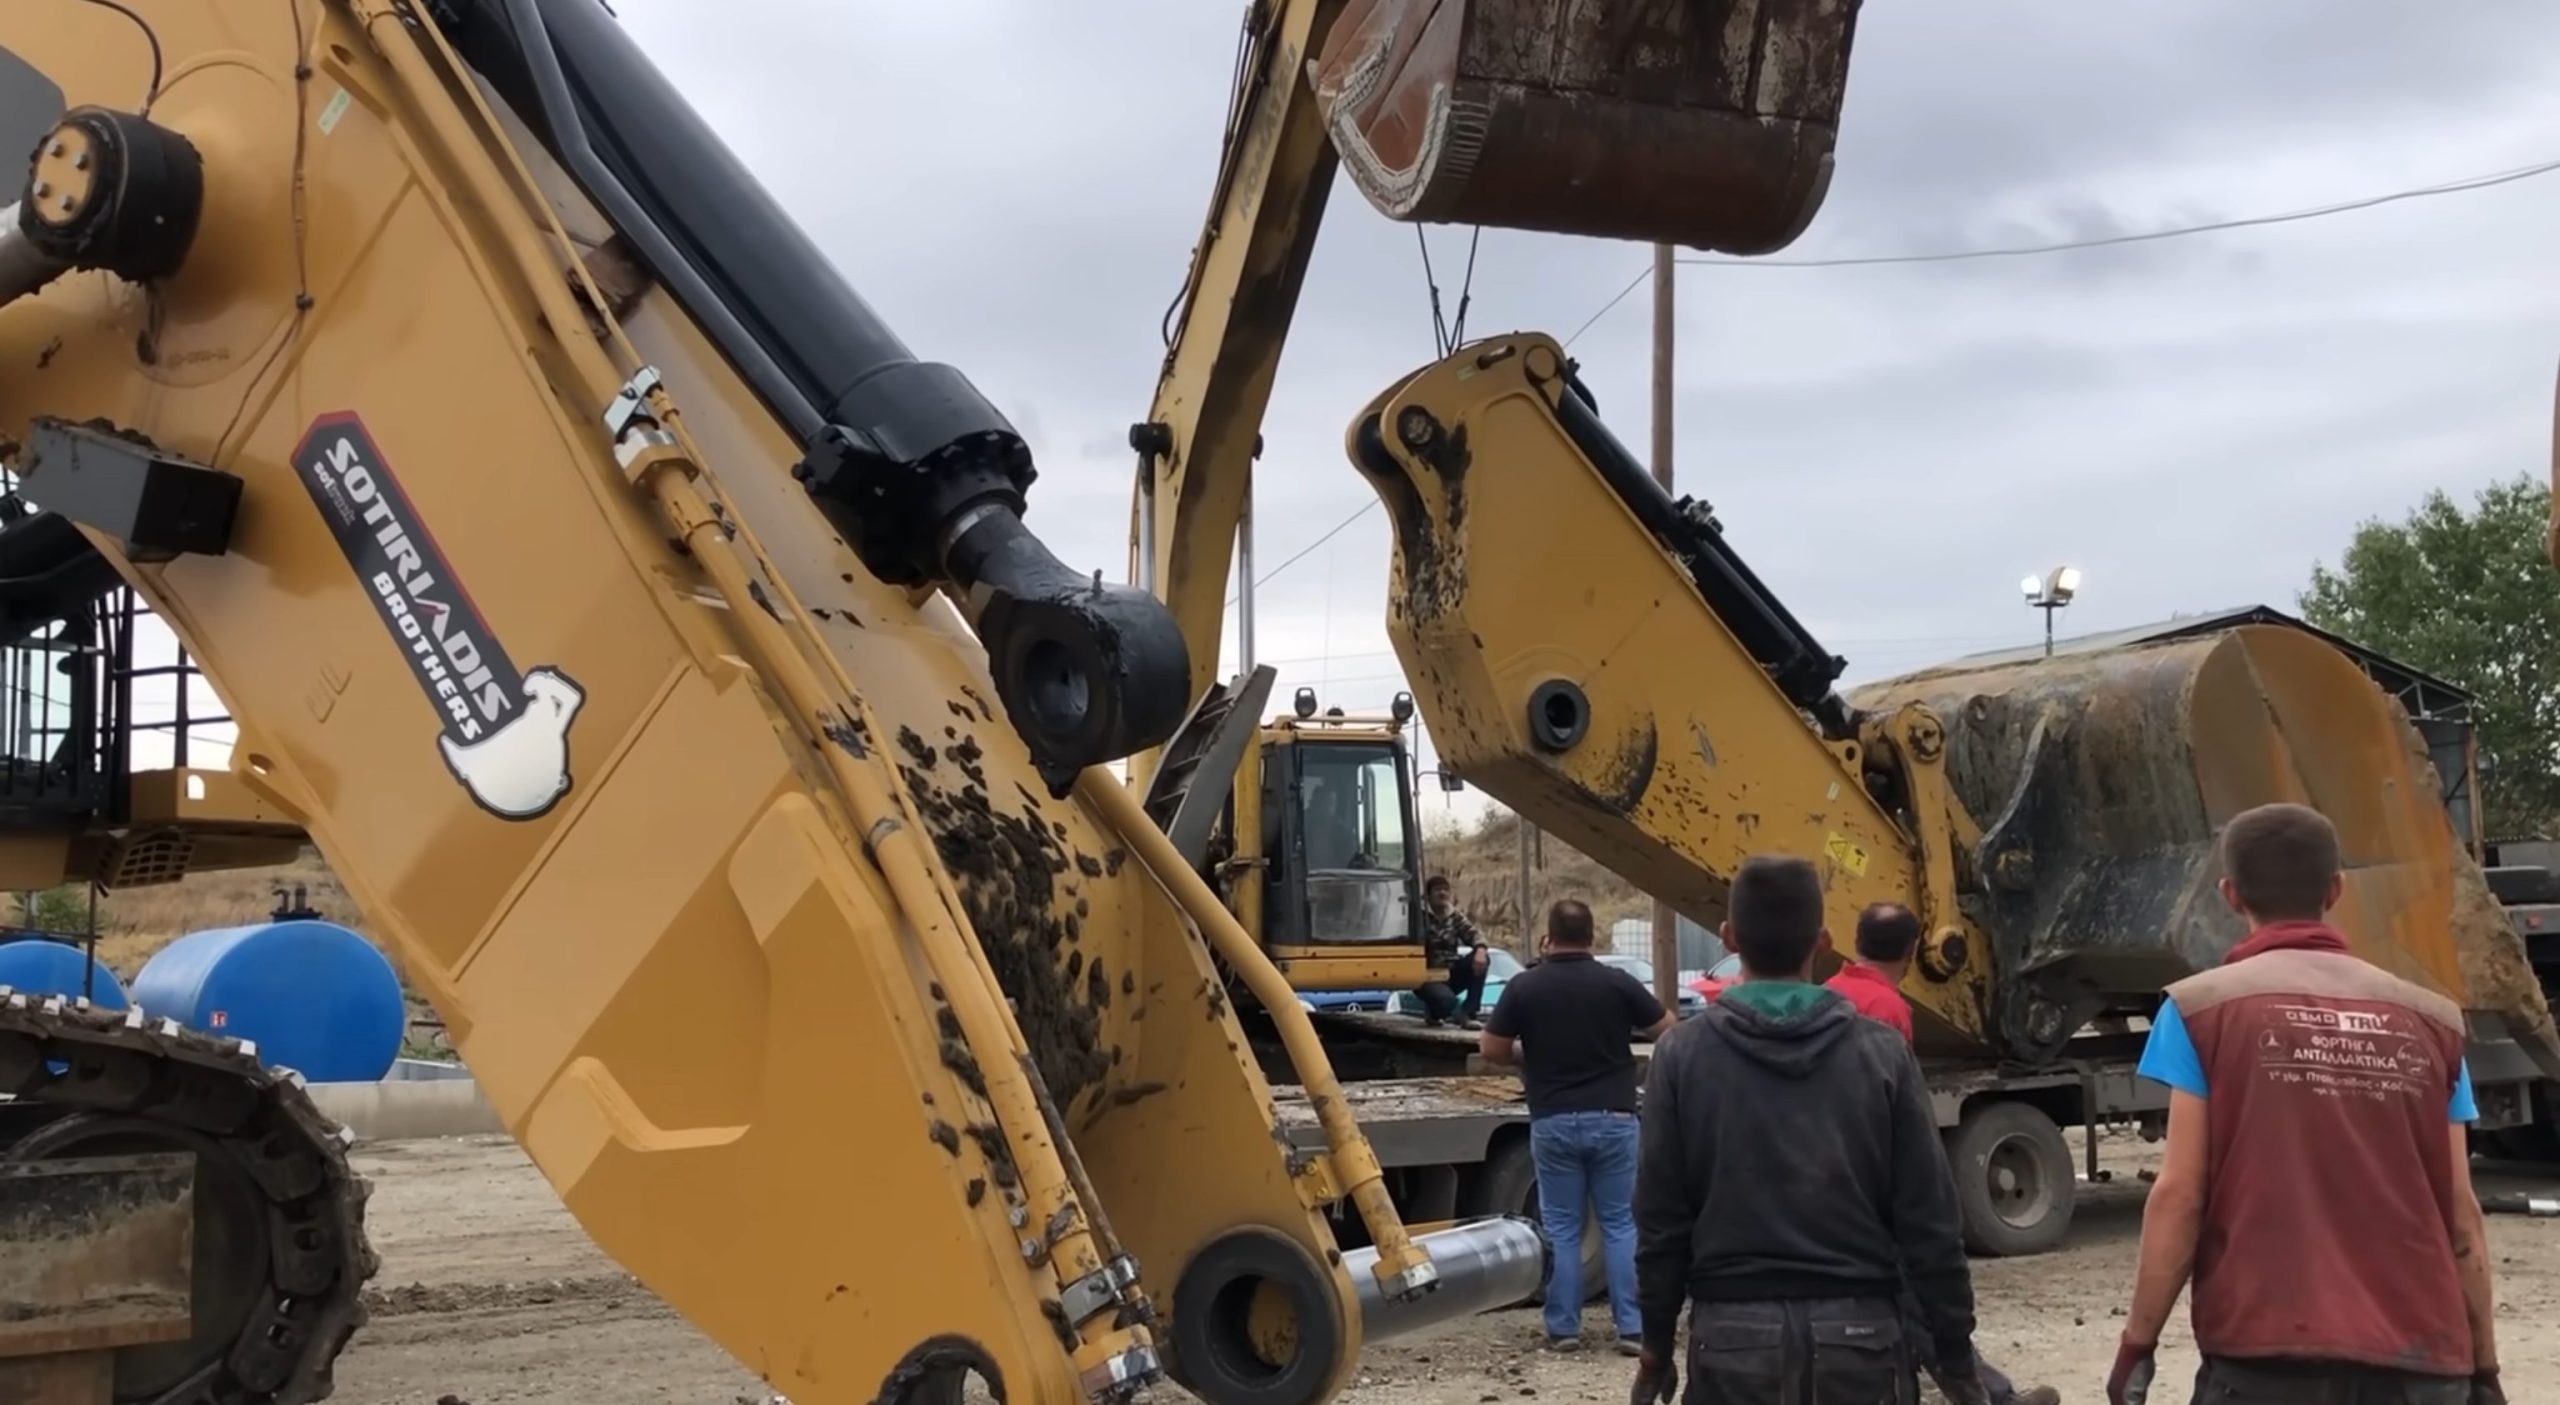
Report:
1310,0,1863,252
1858,624,2560,1072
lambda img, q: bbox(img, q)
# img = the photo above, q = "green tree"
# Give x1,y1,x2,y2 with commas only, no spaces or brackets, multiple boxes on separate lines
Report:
2299,474,2560,837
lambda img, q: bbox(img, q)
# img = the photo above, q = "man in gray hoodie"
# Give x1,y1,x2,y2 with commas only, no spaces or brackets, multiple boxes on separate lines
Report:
1629,855,1986,1405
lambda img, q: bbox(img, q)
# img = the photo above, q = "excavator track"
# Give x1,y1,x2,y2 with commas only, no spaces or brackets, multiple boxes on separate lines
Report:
0,988,375,1405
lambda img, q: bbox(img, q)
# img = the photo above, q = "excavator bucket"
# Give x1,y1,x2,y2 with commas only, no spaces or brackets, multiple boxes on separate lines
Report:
1858,625,2560,1071
1309,0,1863,253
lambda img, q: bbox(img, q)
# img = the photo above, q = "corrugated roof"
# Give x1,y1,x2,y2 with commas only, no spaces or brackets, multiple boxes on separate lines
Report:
1947,603,2475,719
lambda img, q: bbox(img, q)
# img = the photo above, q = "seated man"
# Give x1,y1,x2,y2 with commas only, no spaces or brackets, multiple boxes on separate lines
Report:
1412,874,1491,1029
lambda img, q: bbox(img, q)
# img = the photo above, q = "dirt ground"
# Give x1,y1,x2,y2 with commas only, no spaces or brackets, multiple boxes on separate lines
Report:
335,1134,2560,1405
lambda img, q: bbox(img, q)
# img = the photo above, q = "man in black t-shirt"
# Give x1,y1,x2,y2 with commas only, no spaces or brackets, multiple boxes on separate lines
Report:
1482,899,1675,1352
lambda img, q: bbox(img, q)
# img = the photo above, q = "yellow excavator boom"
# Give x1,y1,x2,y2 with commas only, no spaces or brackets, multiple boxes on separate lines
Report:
0,2,1563,1400
1349,331,2560,1072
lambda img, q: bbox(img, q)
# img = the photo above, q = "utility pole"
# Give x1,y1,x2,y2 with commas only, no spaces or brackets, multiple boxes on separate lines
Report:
1516,811,1535,959
1648,243,1682,1014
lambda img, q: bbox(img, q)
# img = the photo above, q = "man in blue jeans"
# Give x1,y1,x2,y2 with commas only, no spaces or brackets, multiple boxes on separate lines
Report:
1481,898,1675,1352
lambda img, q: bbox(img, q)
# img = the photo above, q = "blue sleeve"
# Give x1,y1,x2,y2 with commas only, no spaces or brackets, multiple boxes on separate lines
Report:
2450,1058,2478,1123
2137,997,2209,1097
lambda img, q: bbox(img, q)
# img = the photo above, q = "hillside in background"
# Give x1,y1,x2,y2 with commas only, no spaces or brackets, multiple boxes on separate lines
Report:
1422,810,1649,956
34,849,360,978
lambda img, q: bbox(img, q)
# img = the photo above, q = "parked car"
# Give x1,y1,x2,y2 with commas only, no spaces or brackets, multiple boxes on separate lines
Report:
1692,951,1744,1001
1595,953,1708,1020
1297,988,1398,1013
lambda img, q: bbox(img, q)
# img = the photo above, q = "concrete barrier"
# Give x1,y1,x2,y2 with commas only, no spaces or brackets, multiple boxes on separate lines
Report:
307,1068,505,1142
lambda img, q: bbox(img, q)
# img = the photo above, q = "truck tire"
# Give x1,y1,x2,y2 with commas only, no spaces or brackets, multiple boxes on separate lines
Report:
1467,1136,1604,1304
2477,1083,2560,1165
1944,1101,2075,1257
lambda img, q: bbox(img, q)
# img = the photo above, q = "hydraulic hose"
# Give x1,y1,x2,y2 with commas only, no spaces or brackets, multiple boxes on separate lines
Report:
1074,769,1438,1299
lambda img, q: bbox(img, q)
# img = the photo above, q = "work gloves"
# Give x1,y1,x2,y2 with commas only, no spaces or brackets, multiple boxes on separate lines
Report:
2104,1335,2157,1405
2470,1369,2505,1405
1628,1346,1677,1405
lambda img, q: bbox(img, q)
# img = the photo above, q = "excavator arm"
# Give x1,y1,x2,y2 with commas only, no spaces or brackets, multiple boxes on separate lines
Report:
1349,330,2560,1072
1132,0,1867,746
1128,0,1345,721
0,3,1533,1402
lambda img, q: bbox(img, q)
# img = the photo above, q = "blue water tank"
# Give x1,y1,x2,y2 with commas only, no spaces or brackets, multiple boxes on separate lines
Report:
132,920,404,1083
0,940,129,1010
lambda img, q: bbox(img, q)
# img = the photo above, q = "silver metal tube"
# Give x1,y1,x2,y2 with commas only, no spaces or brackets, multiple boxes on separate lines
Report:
2481,1191,2560,1218
1237,484,1257,672
1345,1216,1547,1345
1136,467,1157,595
0,203,67,306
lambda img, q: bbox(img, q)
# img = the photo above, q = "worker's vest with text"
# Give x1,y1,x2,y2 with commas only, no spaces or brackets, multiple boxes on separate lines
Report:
2169,925,2471,1374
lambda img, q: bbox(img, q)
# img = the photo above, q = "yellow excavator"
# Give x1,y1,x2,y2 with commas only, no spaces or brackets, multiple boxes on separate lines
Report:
1124,0,2560,1255
0,1,1866,1403
1128,0,1855,1002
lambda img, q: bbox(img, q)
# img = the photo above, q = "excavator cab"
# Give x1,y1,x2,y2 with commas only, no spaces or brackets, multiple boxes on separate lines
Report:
1142,665,1441,999
1256,702,1428,992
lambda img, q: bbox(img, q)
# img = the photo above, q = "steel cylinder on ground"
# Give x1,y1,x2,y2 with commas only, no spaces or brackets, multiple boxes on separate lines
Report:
131,919,405,1083
1855,623,2558,1066
0,938,128,1009
1344,1217,1548,1345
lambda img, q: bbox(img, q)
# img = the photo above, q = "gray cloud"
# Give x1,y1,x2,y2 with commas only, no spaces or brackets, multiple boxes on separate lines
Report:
611,0,2560,802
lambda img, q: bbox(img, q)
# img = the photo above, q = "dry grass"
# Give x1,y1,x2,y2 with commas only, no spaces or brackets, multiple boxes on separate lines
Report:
1423,810,1646,955
72,850,360,978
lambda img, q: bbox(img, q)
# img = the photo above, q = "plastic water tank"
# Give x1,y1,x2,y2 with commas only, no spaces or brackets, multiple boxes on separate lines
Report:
132,920,404,1083
0,940,128,1010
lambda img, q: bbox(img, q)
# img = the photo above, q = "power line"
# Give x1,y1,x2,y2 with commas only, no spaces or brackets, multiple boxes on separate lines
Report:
1688,157,2560,269
1244,161,2560,634
1565,155,2560,345
1225,499,1377,608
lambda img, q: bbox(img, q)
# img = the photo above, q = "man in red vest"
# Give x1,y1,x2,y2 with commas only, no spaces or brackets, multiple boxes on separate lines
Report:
2109,802,2503,1405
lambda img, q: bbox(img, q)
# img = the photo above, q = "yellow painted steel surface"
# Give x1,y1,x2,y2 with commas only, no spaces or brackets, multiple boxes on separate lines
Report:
0,4,1377,1400
1351,332,2559,1069
1347,333,1989,1040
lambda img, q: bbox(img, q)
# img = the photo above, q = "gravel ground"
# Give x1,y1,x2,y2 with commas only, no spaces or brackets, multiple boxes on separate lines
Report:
332,1134,2560,1404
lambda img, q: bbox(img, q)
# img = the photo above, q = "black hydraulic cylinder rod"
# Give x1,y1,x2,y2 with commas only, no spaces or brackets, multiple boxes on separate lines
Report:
1549,378,1851,732
432,0,1190,789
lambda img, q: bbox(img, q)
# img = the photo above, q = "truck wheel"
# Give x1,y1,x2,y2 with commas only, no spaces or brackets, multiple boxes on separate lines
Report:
2477,1084,2560,1165
1468,1137,1604,1304
1945,1102,2075,1257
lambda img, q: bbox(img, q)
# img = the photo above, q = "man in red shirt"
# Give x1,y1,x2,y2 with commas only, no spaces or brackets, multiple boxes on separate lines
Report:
2109,802,2503,1405
1826,902,1920,1041
1821,901,2058,1405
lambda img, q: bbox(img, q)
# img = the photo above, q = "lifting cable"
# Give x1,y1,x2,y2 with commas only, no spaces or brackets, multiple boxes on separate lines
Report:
1415,224,1484,357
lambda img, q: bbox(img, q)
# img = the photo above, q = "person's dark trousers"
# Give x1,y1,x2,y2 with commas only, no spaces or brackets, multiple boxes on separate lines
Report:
2189,1357,2470,1405
1900,1291,2014,1400
1448,948,1488,1021
1411,980,1457,1023
1681,1297,1914,1404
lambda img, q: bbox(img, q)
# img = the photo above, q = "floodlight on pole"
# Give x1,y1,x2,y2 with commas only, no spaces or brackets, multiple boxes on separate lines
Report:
2023,565,2082,657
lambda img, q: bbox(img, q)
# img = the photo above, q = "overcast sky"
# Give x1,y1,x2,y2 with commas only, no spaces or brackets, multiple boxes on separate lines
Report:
165,1,2560,816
